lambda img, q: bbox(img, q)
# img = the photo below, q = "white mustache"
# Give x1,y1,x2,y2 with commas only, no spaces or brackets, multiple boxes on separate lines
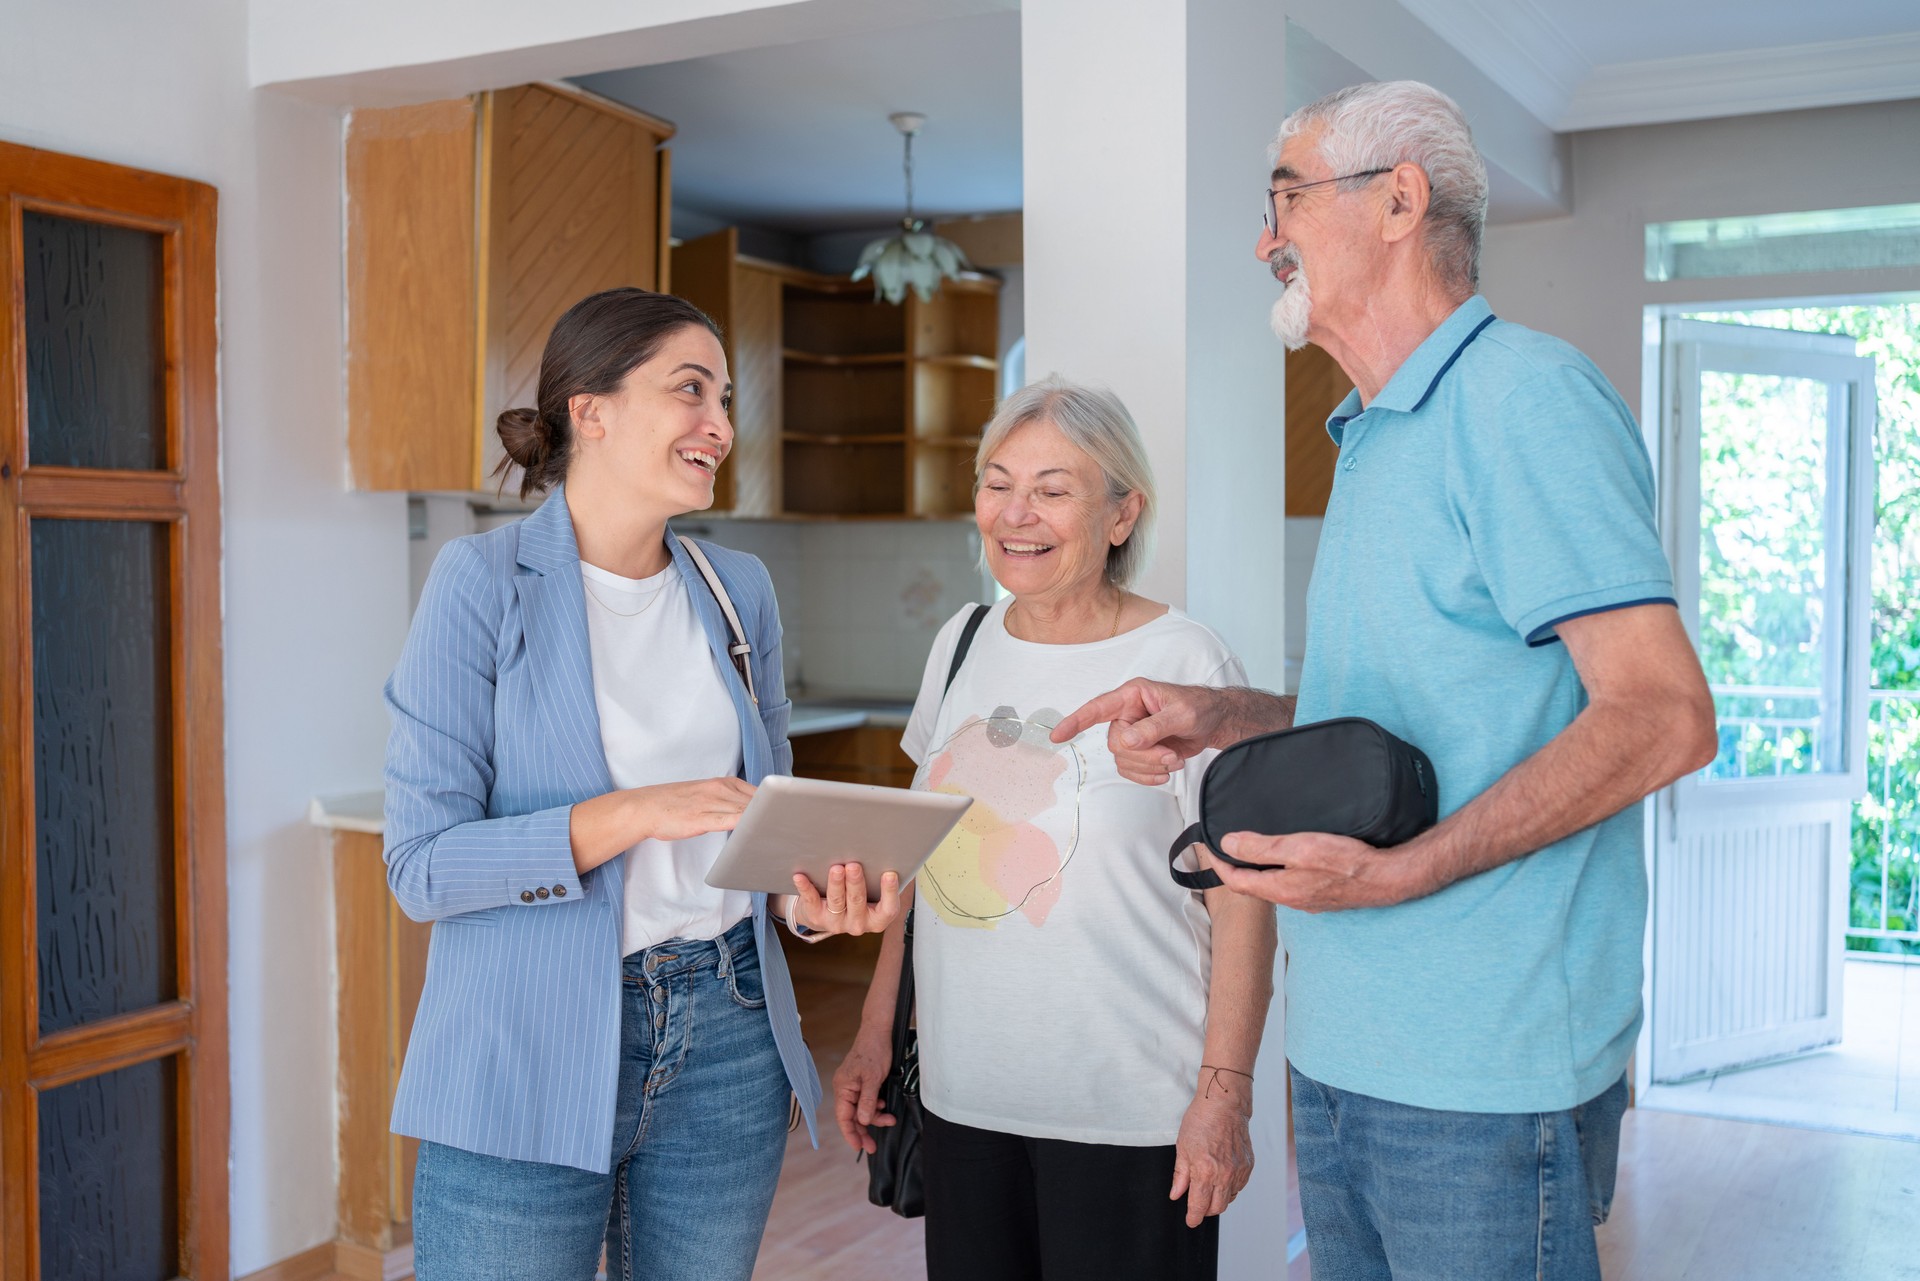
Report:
1269,247,1302,281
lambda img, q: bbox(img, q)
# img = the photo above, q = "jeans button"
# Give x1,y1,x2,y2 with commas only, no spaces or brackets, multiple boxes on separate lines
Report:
652,988,666,1003
654,1011,666,1028
519,890,535,903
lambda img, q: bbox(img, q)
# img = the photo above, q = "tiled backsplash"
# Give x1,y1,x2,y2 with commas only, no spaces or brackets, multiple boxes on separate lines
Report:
681,518,995,698
436,501,995,701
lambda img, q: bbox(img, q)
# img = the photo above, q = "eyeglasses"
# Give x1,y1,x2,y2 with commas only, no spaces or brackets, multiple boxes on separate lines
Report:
1263,168,1394,236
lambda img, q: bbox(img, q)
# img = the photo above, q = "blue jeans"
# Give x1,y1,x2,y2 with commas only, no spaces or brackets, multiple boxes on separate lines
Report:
412,919,791,1281
1289,1065,1626,1281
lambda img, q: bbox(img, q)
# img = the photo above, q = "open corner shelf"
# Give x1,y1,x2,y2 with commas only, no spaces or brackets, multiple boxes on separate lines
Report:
673,227,1002,520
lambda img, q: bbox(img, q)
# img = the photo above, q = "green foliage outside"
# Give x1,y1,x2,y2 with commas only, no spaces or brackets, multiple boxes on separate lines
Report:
1685,304,1920,956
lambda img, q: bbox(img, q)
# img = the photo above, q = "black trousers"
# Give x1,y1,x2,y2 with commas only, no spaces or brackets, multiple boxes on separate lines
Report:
922,1106,1219,1281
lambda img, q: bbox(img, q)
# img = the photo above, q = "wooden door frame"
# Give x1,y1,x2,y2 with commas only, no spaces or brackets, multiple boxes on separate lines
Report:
0,139,228,1281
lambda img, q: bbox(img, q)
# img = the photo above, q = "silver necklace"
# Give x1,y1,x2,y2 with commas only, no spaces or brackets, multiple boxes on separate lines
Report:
583,573,669,619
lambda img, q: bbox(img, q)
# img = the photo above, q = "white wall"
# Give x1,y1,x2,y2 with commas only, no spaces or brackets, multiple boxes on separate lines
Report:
1481,98,1920,405
1022,0,1292,678
1,1,411,1271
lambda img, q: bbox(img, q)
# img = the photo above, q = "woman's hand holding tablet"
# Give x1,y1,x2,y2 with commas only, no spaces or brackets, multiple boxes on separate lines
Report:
785,862,904,937
705,775,972,939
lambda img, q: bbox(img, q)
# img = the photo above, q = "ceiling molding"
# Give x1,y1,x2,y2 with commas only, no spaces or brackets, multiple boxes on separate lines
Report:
1559,31,1920,132
1395,0,1590,126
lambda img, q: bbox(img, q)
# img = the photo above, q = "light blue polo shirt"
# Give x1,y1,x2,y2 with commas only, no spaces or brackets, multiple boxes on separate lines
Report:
1285,295,1675,1114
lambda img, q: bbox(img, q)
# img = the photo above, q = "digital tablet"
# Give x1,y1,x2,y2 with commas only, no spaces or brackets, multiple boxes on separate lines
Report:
704,775,972,900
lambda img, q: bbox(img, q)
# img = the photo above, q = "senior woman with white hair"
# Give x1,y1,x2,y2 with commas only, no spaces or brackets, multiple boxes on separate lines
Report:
833,377,1278,1281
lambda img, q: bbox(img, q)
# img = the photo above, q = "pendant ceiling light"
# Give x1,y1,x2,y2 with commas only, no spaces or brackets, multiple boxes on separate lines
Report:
852,112,971,305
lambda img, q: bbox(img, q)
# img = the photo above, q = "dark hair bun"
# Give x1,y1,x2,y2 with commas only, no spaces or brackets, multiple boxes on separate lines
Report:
495,406,566,499
495,406,547,470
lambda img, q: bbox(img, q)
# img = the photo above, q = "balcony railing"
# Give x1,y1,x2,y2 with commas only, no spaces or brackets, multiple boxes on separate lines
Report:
1852,690,1919,950
1705,686,1919,952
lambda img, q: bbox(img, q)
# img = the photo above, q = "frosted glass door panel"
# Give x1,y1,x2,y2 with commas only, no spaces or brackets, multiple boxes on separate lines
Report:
32,518,177,1035
37,1055,180,1281
23,210,168,471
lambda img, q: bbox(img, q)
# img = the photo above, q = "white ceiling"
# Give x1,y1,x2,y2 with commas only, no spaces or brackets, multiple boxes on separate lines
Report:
1549,0,1919,65
1399,0,1920,131
577,10,1022,235
575,1,1920,237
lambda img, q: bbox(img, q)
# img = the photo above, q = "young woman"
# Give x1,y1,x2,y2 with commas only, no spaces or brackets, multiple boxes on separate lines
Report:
383,287,901,1281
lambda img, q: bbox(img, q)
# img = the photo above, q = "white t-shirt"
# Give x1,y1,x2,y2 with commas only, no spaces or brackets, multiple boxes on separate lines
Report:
901,599,1248,1145
579,559,751,956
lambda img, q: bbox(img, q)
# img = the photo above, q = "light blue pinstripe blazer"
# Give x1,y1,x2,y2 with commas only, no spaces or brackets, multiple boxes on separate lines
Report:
382,486,821,1173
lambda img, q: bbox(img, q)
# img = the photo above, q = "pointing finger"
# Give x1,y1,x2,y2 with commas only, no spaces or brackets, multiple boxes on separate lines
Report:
1051,685,1146,743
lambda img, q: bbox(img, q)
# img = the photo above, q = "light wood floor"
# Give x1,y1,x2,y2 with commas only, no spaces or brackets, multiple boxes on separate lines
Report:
1593,1107,1920,1281
313,963,1920,1281
774,968,1920,1281
754,977,925,1281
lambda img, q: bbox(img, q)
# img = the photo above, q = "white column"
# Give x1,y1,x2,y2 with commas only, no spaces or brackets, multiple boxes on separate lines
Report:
1022,0,1290,692
1025,3,1292,1274
1022,0,1192,606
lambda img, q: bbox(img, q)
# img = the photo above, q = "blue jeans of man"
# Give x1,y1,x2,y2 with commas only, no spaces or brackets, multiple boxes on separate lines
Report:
1290,1065,1627,1281
412,919,791,1281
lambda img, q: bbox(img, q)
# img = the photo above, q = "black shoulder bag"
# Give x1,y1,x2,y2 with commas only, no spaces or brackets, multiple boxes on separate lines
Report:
1168,717,1440,891
865,603,989,1218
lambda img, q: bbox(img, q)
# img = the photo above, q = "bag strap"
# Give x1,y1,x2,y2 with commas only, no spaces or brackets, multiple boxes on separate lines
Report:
1168,824,1223,892
676,535,757,706
898,603,991,1016
946,604,991,696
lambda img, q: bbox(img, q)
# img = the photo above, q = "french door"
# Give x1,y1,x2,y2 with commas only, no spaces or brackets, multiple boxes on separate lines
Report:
1648,318,1876,1083
0,141,228,1278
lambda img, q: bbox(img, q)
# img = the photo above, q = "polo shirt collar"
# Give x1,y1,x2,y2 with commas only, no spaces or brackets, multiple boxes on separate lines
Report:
1326,295,1495,444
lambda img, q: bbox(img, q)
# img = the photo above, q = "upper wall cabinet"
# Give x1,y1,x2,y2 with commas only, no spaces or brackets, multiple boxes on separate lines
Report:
345,83,674,492
1284,343,1354,516
673,229,1000,520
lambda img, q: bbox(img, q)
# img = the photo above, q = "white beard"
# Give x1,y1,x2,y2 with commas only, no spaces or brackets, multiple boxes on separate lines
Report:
1269,265,1313,351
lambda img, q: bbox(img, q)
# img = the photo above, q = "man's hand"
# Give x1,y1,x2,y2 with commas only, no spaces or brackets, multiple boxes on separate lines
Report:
1209,831,1431,912
1050,678,1223,784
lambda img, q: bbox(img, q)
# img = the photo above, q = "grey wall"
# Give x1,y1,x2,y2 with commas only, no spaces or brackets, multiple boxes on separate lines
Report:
1481,98,1920,411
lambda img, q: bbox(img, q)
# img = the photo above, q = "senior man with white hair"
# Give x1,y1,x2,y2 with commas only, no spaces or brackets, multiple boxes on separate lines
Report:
1053,81,1719,1279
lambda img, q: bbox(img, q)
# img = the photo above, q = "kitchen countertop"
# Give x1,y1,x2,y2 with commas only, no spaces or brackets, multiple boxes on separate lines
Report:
310,790,385,835
311,698,915,835
789,695,914,734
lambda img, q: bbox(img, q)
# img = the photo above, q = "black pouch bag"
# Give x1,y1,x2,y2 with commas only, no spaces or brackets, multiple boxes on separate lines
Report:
1168,717,1440,891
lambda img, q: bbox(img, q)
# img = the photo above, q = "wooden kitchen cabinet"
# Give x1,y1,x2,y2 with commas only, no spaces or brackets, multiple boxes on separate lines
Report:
783,727,915,982
672,229,999,519
345,83,675,492
1285,343,1354,516
789,725,918,789
329,827,430,1276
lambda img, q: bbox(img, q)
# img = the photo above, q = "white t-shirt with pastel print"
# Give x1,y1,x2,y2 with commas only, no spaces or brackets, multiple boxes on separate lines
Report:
900,598,1247,1145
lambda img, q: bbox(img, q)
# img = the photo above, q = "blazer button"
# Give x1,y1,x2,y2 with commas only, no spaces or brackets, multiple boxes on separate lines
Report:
520,890,535,903
553,885,567,898
535,886,550,899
